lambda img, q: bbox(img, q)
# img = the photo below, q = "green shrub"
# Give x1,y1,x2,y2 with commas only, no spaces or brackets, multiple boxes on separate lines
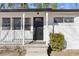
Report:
49,33,64,51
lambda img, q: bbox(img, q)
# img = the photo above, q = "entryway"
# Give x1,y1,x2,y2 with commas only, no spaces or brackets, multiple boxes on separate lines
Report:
33,17,43,40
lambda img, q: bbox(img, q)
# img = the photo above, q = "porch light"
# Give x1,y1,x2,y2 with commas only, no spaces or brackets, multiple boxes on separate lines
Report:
37,12,39,15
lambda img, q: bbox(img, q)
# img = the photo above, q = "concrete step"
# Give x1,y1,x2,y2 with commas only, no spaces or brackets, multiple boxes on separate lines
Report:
25,43,48,56
24,40,46,44
26,44,47,48
26,52,47,56
0,40,46,45
26,47,48,56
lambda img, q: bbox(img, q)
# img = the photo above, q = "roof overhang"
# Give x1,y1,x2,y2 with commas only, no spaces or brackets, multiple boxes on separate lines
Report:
0,8,79,12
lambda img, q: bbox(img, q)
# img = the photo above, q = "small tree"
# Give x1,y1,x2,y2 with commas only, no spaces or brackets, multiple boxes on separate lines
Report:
50,3,57,9
0,3,5,9
35,3,42,8
20,3,28,9
42,3,49,8
8,3,15,9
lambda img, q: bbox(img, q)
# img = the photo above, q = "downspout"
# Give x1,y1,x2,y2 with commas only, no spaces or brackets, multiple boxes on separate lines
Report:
23,12,25,45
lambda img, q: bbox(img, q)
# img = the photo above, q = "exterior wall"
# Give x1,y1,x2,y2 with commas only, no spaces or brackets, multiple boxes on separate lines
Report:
0,12,46,42
1,11,79,49
48,12,79,49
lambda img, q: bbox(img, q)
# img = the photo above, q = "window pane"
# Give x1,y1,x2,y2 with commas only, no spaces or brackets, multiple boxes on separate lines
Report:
12,17,21,30
2,18,10,30
25,18,31,30
64,17,74,23
54,17,63,23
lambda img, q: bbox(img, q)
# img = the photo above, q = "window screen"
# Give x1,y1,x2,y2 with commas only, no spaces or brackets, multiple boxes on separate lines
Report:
12,17,21,30
2,18,10,30
64,17,74,23
54,17,63,23
25,18,31,30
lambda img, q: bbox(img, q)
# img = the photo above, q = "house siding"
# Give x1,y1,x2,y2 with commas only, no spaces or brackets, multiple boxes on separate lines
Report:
48,12,79,49
0,11,79,49
0,12,46,42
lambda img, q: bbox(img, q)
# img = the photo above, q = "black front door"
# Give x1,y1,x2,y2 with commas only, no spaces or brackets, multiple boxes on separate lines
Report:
33,17,43,40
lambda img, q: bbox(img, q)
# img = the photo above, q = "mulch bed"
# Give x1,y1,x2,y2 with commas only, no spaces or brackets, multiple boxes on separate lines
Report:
0,46,26,56
51,49,79,56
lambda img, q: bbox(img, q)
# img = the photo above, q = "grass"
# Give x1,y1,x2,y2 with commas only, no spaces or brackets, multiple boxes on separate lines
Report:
51,49,79,56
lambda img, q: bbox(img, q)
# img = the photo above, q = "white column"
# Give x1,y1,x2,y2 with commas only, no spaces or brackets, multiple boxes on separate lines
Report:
22,12,25,45
46,12,49,46
11,17,13,41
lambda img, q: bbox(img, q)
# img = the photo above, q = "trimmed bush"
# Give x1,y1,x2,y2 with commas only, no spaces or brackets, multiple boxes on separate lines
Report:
49,33,64,51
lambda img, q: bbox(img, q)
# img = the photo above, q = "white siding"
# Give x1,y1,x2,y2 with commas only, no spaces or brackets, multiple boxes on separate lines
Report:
48,12,79,49
1,11,79,49
0,12,46,42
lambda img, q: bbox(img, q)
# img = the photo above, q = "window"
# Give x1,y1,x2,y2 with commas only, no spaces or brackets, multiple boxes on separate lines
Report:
2,18,10,30
54,17,63,23
12,17,21,30
64,17,74,23
25,18,31,30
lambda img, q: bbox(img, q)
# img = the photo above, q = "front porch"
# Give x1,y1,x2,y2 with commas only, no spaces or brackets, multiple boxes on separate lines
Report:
0,12,50,46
